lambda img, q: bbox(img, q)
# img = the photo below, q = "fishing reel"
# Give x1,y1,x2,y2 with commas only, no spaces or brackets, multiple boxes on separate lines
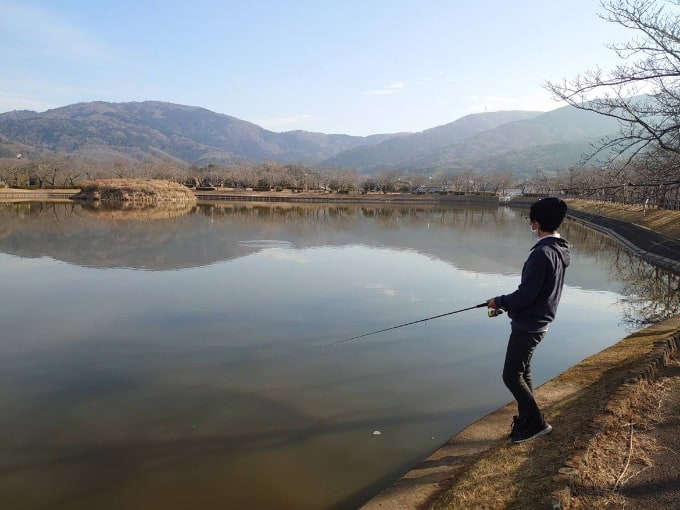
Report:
488,307,505,318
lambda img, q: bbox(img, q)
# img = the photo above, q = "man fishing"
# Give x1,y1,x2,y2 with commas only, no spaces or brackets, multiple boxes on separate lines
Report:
487,197,571,443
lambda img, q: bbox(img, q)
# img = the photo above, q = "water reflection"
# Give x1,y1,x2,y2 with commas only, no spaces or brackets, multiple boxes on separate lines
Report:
0,202,676,329
79,199,195,219
561,221,680,326
0,201,677,509
1,201,523,271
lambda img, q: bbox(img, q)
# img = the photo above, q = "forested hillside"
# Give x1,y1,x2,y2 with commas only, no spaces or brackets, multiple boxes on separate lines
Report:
0,100,620,176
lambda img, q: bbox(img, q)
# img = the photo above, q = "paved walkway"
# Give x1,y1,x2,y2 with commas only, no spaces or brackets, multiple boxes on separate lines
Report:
567,209,680,274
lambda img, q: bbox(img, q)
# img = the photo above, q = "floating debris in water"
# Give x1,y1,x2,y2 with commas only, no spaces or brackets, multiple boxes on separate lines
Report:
373,430,381,436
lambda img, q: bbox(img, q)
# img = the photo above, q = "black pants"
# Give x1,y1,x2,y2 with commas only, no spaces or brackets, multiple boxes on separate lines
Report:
502,329,546,425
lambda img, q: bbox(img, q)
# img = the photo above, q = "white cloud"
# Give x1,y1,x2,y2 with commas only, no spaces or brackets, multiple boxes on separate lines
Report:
362,81,405,96
364,283,397,296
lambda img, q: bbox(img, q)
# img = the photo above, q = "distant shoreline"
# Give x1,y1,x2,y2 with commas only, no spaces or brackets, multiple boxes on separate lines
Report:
0,187,539,206
194,190,508,205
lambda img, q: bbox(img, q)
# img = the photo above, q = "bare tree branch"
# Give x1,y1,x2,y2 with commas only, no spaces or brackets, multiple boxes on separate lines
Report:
545,0,680,162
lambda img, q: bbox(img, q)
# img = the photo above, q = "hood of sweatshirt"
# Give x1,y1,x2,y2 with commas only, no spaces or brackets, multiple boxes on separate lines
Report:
533,236,571,268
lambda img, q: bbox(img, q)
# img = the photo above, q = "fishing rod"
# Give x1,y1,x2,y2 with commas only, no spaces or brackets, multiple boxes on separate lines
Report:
328,302,502,346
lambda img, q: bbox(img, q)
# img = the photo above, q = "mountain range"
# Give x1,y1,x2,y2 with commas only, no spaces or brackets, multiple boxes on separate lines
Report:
0,100,621,176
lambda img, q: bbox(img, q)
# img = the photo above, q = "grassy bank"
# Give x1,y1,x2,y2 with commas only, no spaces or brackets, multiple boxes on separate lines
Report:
428,317,680,509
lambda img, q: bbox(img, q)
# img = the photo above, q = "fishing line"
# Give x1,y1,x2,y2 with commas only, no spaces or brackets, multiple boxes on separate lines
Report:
327,302,493,347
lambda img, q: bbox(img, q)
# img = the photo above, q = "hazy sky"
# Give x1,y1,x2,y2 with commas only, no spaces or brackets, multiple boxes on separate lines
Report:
1,1,631,135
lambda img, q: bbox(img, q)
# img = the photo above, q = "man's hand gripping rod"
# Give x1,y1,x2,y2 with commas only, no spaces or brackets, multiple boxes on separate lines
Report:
328,302,503,346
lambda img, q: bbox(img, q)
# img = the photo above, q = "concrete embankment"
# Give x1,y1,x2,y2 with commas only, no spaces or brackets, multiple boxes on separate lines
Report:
567,208,680,274
0,189,78,201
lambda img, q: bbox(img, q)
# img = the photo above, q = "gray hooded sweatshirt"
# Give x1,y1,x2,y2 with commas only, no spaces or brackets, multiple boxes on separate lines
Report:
494,235,571,332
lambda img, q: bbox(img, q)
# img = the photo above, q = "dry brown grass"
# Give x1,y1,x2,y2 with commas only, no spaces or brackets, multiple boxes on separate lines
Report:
566,199,680,240
429,319,680,510
74,178,196,206
569,358,678,509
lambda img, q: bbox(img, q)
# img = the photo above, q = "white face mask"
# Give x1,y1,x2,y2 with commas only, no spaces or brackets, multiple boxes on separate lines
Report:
529,220,539,237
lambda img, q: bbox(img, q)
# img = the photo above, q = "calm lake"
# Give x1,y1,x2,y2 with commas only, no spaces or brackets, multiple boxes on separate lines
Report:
1,201,678,510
